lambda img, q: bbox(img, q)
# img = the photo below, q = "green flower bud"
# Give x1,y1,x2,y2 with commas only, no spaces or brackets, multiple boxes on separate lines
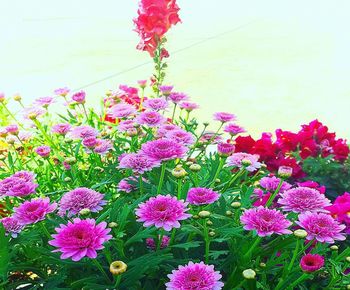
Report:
293,229,308,239
79,208,91,215
242,269,256,280
189,164,201,172
231,201,241,208
198,211,211,218
108,222,118,228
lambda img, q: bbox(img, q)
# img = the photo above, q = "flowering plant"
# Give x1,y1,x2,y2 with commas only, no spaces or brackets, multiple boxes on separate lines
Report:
1,1,350,289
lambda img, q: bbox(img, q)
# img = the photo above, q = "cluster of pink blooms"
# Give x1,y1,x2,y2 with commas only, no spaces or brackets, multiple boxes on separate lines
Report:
119,153,161,174
186,187,220,205
140,138,187,162
226,152,262,172
0,171,38,197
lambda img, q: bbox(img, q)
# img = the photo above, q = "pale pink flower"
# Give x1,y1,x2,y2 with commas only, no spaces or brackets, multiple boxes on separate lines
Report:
51,123,71,135
35,145,51,158
118,153,160,174
69,125,99,140
143,97,169,111
157,124,180,138
213,112,236,123
179,101,199,112
94,139,113,155
186,187,220,205
141,139,187,162
217,142,235,156
117,120,135,132
165,129,195,146
223,123,246,135
259,176,292,192
34,96,55,107
0,216,24,238
108,103,137,119
136,110,166,127
226,153,262,172
168,92,189,104
54,87,70,97
71,90,86,103
23,106,46,120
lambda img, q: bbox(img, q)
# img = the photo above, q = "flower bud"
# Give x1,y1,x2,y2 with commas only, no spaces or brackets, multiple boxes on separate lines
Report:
172,166,187,179
231,201,241,208
330,245,339,251
126,128,138,137
242,269,256,279
278,166,293,178
198,210,211,218
79,208,91,215
192,215,199,219
64,177,71,182
293,229,308,239
0,92,5,102
185,161,193,166
108,222,118,228
109,261,127,276
226,210,233,216
346,257,350,263
65,138,74,144
189,164,201,172
241,159,252,166
64,157,76,165
259,262,266,268
28,113,37,120
215,178,221,183
209,231,215,237
217,142,235,157
203,122,209,127
206,220,213,226
13,94,22,101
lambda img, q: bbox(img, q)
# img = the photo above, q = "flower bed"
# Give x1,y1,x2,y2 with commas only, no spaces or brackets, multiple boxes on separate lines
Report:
1,0,350,289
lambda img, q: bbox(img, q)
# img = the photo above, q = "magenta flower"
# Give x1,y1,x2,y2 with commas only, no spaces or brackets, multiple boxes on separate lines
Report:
69,125,99,140
179,101,199,112
136,110,166,127
143,97,169,111
136,195,191,231
49,218,112,261
213,112,236,123
159,85,174,96
0,172,38,197
71,90,86,103
168,92,189,104
146,235,170,250
217,142,235,157
117,177,137,193
199,131,223,144
300,254,324,272
259,176,292,192
187,187,220,205
108,103,137,119
119,153,160,174
82,136,98,148
13,198,57,225
58,187,106,217
117,120,135,132
166,261,224,290
278,187,331,213
141,139,187,162
54,87,70,96
5,124,19,135
240,207,292,237
51,123,71,135
223,123,246,135
12,170,35,182
94,139,113,155
157,124,180,138
226,153,262,172
0,216,24,238
34,96,55,108
165,129,195,146
296,212,346,243
35,145,51,158
23,106,46,120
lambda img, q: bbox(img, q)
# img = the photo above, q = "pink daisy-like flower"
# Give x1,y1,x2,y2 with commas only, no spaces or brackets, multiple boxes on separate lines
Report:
94,139,113,155
137,79,147,88
146,235,170,250
108,103,137,119
187,187,220,205
240,206,292,237
71,90,86,103
5,124,19,135
0,216,24,238
168,92,189,104
143,97,169,111
217,142,235,157
136,110,166,127
136,195,191,231
213,112,236,123
49,218,112,261
278,187,331,213
296,212,346,243
51,123,71,135
166,261,224,290
12,170,35,182
159,85,174,96
54,87,70,97
223,123,246,136
179,101,199,112
35,145,51,158
259,176,292,193
118,153,160,174
69,125,99,140
165,129,195,146
82,137,98,148
226,153,262,172
13,197,57,225
141,139,187,162
117,177,137,193
117,120,135,132
58,187,107,217
23,106,46,120
0,173,38,197
157,124,180,138
34,96,55,108
199,131,223,144
300,254,324,272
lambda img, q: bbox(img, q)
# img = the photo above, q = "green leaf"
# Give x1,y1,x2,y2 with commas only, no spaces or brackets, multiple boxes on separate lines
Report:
0,224,9,282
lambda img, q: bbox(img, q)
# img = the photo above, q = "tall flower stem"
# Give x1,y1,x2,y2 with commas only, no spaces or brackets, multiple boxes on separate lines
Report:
285,273,308,290
265,178,284,207
157,163,166,194
203,220,210,264
177,179,182,199
243,236,262,262
222,168,245,192
209,158,225,188
139,175,144,195
171,104,177,121
92,259,112,283
156,229,164,252
0,102,24,129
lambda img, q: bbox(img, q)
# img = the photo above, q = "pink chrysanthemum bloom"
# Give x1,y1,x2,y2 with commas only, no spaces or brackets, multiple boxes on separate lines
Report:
300,254,324,272
49,218,112,261
223,123,246,136
259,176,292,193
117,120,135,132
159,85,174,96
226,153,262,172
137,79,147,88
0,127,8,137
146,235,170,250
94,139,113,155
119,153,160,174
296,212,346,243
35,145,51,158
117,177,137,193
82,136,98,148
217,142,235,157
187,187,220,205
136,110,166,127
141,139,187,162
34,96,55,108
240,206,292,237
143,97,169,111
5,124,19,135
179,101,199,112
0,172,38,197
165,129,195,146
69,125,99,140
278,187,331,213
166,261,224,290
108,103,137,119
136,195,191,231
213,112,236,123
51,123,71,135
14,198,57,225
58,187,107,217
23,106,46,120
157,124,180,138
71,90,86,103
199,131,223,144
168,92,189,104
12,170,35,182
0,216,24,238
54,87,70,97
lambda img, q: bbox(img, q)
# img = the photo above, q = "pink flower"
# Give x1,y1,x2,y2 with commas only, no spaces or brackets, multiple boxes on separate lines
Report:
199,131,223,144
296,180,326,194
94,139,113,155
71,90,86,103
5,124,19,135
34,96,55,107
240,207,292,237
296,212,346,243
226,153,262,172
213,112,236,123
157,124,180,137
117,120,136,132
0,216,24,238
146,235,170,250
54,87,70,97
179,101,199,112
119,153,160,174
14,198,57,225
35,145,51,158
300,254,324,272
165,129,195,146
49,218,112,261
186,187,220,205
117,177,137,193
23,106,46,120
224,123,246,136
138,79,147,88
58,187,106,217
18,131,33,142
136,110,166,127
82,137,98,148
217,142,235,157
51,123,71,135
108,103,137,119
141,138,187,162
69,125,99,140
143,97,169,111
159,85,174,96
259,176,292,192
0,172,38,197
166,261,224,290
278,187,331,213
136,195,191,231
168,92,189,104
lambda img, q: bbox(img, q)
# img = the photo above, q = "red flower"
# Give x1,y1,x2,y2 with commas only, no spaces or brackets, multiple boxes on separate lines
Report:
234,135,256,153
275,129,299,153
300,254,324,272
333,139,350,161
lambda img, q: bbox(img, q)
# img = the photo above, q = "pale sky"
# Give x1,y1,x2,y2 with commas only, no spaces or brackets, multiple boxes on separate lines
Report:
1,0,350,139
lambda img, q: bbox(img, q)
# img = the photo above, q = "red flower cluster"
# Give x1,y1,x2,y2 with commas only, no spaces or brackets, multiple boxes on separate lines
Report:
134,0,181,56
326,192,350,234
234,120,349,178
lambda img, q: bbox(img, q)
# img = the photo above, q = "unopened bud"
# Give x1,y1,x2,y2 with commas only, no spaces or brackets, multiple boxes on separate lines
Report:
193,215,199,219
278,166,293,178
109,261,127,276
242,269,256,279
64,177,71,182
189,164,201,172
259,262,266,268
172,166,187,179
231,201,241,208
108,222,118,228
13,94,22,101
198,210,211,218
209,231,215,237
330,245,339,251
293,229,308,239
215,178,221,183
226,210,233,216
346,257,350,263
241,159,252,166
65,157,76,165
79,208,91,215
126,128,138,137
206,220,213,226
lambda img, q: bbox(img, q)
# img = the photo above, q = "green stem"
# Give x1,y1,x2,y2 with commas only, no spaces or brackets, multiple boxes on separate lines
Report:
209,158,225,187
114,275,122,288
40,222,51,239
92,259,112,283
0,102,24,128
156,230,164,252
157,163,166,195
286,273,309,290
177,179,182,199
171,104,177,121
203,221,210,264
222,168,245,192
139,175,144,195
243,236,262,262
265,178,284,207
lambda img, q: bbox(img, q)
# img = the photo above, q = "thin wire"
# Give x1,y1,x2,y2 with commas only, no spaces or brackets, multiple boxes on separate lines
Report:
73,20,256,91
